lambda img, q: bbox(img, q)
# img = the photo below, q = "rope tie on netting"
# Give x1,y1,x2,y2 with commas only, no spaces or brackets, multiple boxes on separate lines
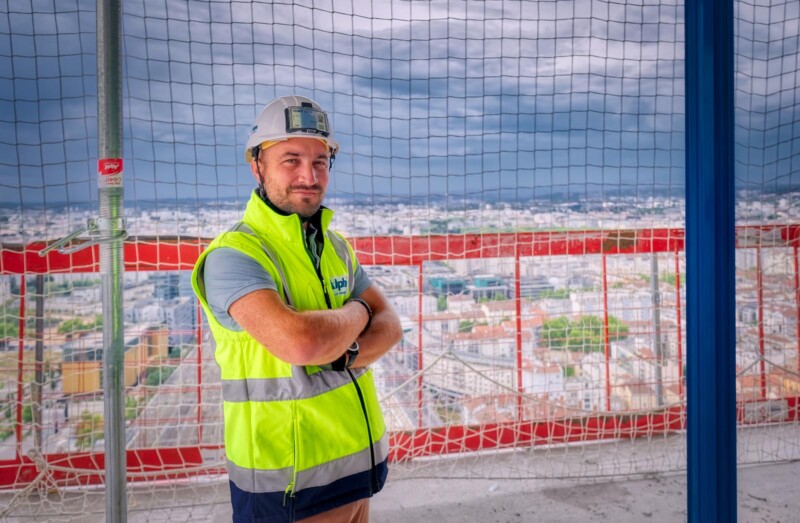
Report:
738,344,800,379
386,351,689,482
0,449,61,518
379,350,449,403
425,349,684,415
0,446,227,518
379,348,684,438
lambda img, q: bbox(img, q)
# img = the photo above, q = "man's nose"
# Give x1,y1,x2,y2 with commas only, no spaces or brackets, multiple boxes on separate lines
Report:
297,161,318,184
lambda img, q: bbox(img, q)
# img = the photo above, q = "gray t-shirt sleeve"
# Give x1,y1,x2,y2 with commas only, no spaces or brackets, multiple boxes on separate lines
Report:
201,247,278,331
351,264,372,299
202,245,373,330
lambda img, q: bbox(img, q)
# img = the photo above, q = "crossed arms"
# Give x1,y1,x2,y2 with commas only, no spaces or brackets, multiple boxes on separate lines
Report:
229,284,403,368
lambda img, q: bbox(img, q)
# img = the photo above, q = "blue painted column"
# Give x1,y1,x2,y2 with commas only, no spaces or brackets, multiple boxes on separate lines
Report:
685,0,737,521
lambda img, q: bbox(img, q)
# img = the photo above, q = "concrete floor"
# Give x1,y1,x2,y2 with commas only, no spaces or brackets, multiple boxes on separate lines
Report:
371,461,800,523
1,429,798,522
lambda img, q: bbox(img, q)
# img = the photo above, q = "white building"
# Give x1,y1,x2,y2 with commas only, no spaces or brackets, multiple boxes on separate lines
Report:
521,358,565,401
571,290,654,324
390,294,437,318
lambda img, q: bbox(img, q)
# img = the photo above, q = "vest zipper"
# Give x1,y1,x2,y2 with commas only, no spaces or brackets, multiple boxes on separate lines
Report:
283,482,295,514
284,401,299,521
304,222,374,493
316,264,332,309
347,367,377,495
301,223,333,309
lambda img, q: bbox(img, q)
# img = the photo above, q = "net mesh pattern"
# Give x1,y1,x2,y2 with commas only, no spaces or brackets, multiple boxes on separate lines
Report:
0,0,798,519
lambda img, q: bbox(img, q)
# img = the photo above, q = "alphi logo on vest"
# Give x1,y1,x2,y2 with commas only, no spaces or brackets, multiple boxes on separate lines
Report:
329,276,348,296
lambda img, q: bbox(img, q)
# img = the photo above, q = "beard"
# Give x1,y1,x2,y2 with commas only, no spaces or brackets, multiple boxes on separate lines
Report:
264,183,325,218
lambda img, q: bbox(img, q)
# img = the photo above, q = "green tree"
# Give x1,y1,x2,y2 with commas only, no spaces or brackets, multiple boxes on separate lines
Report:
58,315,102,335
0,320,18,339
539,288,570,299
125,396,138,421
458,320,474,333
436,295,447,312
541,315,629,353
75,411,104,450
660,272,683,286
541,316,570,349
145,366,175,387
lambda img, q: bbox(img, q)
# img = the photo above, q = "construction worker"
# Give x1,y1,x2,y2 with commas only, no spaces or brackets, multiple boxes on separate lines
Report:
192,95,403,522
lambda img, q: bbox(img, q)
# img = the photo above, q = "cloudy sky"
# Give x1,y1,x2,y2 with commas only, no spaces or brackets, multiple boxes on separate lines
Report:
0,0,797,208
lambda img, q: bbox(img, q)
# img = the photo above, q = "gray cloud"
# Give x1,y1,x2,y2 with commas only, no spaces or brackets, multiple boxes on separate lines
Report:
0,0,796,206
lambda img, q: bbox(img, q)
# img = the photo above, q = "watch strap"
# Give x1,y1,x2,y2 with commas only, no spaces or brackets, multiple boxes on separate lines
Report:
327,342,358,371
347,297,373,333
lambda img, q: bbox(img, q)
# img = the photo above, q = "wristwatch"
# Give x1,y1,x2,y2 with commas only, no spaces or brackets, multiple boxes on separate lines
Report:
329,341,359,371
347,297,373,333
344,341,359,369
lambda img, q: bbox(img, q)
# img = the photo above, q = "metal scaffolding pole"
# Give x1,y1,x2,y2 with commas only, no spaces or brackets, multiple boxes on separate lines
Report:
97,0,126,520
32,275,44,451
650,255,664,407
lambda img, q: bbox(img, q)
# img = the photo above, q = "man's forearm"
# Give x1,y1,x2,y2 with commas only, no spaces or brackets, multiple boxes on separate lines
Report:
346,285,403,368
230,290,370,366
293,304,372,365
350,306,403,367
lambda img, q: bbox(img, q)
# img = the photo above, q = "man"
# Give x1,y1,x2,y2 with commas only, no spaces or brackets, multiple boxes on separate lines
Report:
192,95,403,522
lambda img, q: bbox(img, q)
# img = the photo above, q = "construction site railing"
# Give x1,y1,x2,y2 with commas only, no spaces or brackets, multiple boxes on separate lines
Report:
0,223,798,486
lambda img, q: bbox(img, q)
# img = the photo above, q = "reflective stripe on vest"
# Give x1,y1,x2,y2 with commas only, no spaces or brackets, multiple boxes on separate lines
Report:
227,433,389,493
233,221,297,309
222,366,367,402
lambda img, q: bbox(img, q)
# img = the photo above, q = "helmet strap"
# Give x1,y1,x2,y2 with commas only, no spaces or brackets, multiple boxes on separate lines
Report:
252,147,267,194
253,151,294,218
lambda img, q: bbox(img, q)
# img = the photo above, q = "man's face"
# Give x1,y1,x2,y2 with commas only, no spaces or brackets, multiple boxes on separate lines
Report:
251,137,331,218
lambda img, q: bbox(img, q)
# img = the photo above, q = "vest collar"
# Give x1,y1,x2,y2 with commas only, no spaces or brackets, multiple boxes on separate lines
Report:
242,190,334,243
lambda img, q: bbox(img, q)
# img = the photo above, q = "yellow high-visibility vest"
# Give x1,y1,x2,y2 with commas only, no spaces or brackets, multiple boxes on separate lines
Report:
192,191,388,521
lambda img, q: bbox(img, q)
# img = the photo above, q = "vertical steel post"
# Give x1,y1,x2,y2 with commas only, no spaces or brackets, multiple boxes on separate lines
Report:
196,301,203,444
32,275,44,451
601,254,612,411
674,249,684,400
756,247,766,399
651,255,664,406
15,277,26,460
97,0,126,520
794,246,799,380
514,245,524,421
417,263,424,429
685,0,737,520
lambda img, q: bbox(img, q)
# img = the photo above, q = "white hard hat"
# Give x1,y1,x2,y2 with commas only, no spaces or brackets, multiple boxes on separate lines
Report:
245,95,340,163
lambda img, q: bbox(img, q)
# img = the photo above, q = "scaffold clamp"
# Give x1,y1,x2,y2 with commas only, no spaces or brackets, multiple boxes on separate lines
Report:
38,218,128,256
